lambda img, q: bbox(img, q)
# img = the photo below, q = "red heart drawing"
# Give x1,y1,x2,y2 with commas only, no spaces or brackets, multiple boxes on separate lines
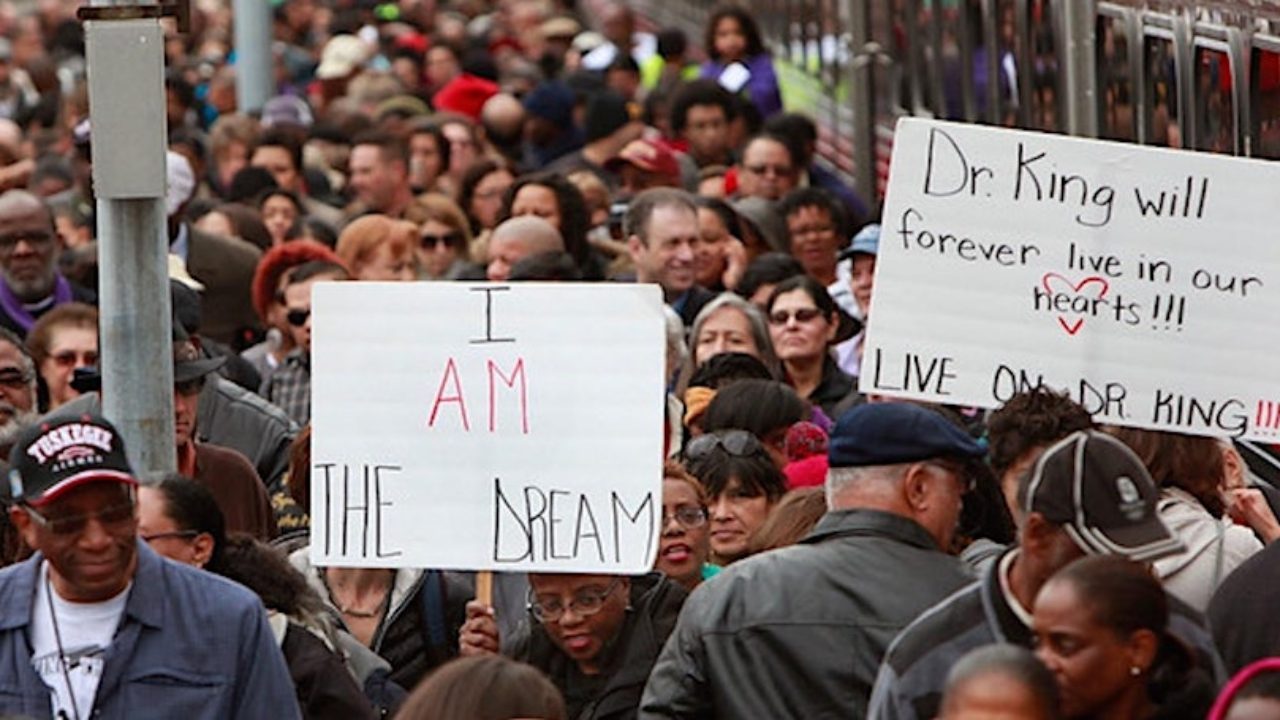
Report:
1041,273,1110,336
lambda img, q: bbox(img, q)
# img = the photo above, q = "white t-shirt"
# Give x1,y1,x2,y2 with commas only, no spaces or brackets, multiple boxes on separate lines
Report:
30,562,130,720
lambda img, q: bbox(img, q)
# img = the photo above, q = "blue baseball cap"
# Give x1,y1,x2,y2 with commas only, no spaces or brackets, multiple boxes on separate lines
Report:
840,223,880,261
828,402,985,468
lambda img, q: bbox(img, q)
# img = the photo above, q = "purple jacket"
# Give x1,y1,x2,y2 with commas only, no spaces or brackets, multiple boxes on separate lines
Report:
701,54,783,119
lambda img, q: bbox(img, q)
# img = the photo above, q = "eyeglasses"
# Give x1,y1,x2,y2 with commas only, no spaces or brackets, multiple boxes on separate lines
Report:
684,429,764,463
420,232,463,249
0,229,55,254
528,578,623,623
286,308,310,327
768,307,826,326
662,505,708,528
744,163,793,177
24,496,135,536
51,350,98,368
0,367,32,389
141,530,200,543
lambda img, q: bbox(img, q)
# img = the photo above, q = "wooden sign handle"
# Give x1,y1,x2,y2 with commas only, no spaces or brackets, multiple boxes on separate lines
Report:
476,570,493,606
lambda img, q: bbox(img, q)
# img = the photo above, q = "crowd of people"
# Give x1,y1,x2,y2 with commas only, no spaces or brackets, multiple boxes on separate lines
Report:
0,0,1274,718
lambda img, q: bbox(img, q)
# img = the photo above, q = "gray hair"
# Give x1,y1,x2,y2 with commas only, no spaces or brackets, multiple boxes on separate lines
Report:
663,305,687,388
687,292,780,374
941,645,1060,719
825,463,909,508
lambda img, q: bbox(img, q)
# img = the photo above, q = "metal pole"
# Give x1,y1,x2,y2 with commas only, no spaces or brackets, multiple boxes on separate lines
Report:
233,0,275,113
84,11,175,478
1062,0,1098,138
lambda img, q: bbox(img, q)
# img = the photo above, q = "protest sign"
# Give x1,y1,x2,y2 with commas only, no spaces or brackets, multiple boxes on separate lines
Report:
861,118,1280,441
309,283,666,572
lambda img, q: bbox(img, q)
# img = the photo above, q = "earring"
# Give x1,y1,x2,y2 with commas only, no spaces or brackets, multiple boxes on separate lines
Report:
1130,666,1141,677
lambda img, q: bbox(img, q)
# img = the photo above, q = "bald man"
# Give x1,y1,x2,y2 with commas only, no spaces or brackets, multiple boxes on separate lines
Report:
0,190,94,337
480,93,526,160
486,216,564,282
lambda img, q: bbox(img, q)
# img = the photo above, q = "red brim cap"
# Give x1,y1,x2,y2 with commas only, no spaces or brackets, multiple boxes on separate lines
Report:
25,470,138,508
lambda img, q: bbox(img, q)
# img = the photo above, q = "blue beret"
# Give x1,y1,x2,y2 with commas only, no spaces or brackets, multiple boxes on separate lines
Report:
828,402,985,467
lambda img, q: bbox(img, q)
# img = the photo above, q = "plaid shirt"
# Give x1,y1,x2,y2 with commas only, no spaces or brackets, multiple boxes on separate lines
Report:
261,349,311,426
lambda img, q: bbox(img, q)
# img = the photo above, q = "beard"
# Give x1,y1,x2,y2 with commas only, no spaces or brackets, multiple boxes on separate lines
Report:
2,267,56,302
0,405,37,450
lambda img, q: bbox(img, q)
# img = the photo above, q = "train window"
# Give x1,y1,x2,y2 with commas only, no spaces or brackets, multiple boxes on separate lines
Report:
938,1,967,119
1143,33,1182,148
963,0,988,122
994,0,1020,126
912,0,940,115
1193,44,1235,154
1027,0,1061,132
1097,13,1136,141
1252,44,1280,158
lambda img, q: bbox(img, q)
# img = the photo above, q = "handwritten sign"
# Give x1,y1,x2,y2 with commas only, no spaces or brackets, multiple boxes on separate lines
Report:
309,283,666,571
861,119,1280,441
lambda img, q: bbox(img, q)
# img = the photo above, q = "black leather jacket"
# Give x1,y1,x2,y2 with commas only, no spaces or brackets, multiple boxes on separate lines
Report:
639,509,973,719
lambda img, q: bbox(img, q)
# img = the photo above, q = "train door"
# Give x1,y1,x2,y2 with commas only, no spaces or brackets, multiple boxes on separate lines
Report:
1097,4,1142,142
1140,12,1191,149
1249,33,1280,158
1189,24,1245,155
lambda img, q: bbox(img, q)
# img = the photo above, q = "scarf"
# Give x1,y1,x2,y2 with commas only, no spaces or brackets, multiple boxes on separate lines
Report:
0,274,73,332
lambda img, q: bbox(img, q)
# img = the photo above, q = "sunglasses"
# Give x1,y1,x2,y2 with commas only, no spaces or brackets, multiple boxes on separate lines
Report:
286,308,310,327
683,429,765,463
51,350,98,368
420,232,463,249
768,307,826,326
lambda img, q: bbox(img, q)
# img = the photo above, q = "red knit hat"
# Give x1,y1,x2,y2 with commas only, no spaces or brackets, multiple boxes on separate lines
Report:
251,240,347,321
433,73,499,120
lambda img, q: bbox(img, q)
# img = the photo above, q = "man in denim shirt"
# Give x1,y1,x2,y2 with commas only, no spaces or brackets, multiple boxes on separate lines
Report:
0,414,300,719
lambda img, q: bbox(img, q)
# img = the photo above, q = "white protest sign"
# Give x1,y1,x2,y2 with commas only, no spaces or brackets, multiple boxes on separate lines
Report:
861,118,1280,441
309,283,666,572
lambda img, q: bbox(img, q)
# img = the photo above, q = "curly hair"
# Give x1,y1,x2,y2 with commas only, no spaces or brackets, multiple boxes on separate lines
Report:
216,534,327,620
250,240,347,321
500,172,594,277
986,387,1094,481
704,4,766,61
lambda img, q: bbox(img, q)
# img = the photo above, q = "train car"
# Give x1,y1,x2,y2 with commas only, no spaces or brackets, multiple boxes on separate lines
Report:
627,0,1280,209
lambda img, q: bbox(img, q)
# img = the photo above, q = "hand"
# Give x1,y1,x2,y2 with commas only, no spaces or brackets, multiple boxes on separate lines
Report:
459,600,500,656
1225,488,1280,544
721,237,748,291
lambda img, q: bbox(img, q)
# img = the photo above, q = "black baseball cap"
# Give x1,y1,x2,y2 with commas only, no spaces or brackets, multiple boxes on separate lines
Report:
1023,430,1183,562
5,414,136,507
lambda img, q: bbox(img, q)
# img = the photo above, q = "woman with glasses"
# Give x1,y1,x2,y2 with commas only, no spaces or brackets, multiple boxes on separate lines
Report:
334,214,419,282
25,302,96,411
459,569,686,720
766,274,860,420
683,428,789,564
405,194,479,281
657,462,718,592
